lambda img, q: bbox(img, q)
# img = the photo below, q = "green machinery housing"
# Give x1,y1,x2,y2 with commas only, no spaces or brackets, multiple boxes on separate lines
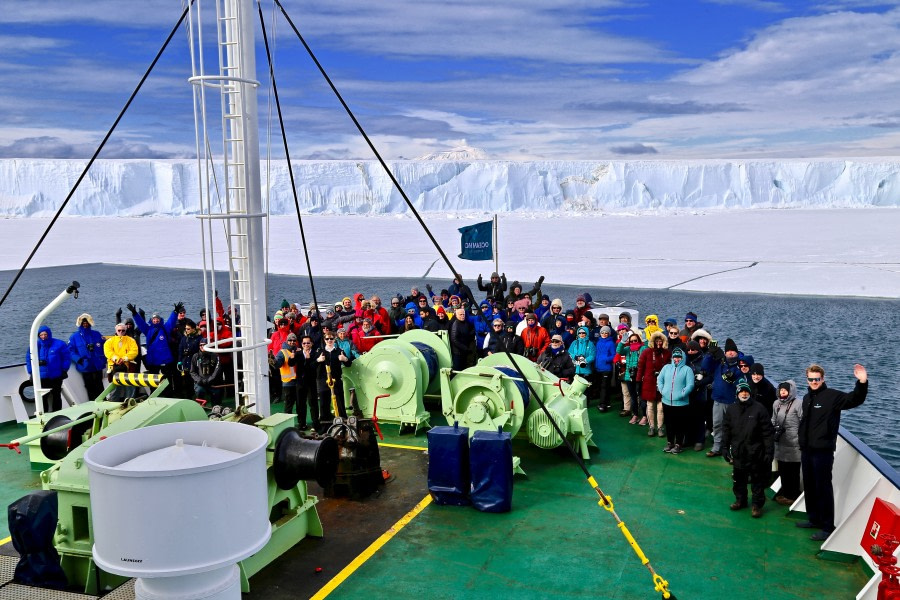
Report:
342,329,451,432
342,328,595,461
440,353,596,460
18,375,330,595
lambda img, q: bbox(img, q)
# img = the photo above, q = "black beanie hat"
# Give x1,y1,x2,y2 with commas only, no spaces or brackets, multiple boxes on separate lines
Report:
687,340,701,353
750,363,765,376
724,338,738,353
778,382,791,394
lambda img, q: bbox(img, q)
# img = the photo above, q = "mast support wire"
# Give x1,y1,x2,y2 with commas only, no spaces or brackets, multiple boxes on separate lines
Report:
272,0,461,282
256,0,323,317
0,3,194,308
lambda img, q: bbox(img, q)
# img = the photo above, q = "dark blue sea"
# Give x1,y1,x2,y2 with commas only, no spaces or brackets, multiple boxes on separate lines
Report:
1,263,897,470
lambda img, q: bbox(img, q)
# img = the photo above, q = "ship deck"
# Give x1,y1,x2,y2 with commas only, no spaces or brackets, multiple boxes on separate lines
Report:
0,405,870,599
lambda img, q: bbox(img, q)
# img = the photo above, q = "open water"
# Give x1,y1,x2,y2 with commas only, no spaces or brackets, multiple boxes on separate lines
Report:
1,263,897,470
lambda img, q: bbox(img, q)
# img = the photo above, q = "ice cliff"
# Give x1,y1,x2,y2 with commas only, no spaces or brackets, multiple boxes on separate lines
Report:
0,158,897,217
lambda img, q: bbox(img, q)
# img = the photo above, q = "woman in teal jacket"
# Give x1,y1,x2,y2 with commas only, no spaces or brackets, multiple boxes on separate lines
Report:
656,347,695,453
568,326,596,378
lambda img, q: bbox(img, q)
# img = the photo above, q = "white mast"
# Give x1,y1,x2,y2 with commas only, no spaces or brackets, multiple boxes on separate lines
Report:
190,0,270,415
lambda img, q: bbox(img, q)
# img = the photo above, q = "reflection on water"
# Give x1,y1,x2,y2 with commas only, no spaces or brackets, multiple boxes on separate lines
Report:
1,263,897,469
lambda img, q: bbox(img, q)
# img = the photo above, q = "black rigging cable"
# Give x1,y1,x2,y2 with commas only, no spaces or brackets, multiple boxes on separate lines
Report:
0,3,194,309
256,1,322,317
271,0,462,282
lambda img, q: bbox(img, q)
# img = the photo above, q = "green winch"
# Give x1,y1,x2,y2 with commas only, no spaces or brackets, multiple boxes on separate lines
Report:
440,353,596,461
342,329,451,432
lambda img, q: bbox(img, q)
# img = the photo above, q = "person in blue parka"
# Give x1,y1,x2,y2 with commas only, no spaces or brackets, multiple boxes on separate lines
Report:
657,347,696,454
68,313,107,400
593,325,617,412
128,303,178,380
26,325,71,412
700,338,744,457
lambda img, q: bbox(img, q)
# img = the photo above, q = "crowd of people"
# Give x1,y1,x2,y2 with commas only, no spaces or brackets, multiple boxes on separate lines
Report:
25,271,869,538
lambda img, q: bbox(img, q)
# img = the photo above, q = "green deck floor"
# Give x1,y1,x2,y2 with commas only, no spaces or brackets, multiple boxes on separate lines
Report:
322,407,869,600
0,421,42,542
0,404,870,598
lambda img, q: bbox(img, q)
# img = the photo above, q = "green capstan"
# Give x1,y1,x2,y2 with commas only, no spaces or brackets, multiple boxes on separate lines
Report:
440,353,596,462
342,329,451,433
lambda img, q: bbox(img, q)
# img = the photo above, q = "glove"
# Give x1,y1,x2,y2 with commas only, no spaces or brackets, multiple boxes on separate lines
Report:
502,272,506,278
215,289,219,297
116,308,122,322
536,275,545,286
721,371,735,384
174,302,185,313
126,303,137,314
695,373,703,381
723,450,733,463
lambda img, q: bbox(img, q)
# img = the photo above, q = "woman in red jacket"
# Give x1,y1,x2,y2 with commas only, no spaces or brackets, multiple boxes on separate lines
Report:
636,331,671,437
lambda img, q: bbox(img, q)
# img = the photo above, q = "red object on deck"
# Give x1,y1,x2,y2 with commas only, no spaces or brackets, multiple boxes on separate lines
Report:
0,442,21,454
862,498,900,561
371,394,388,440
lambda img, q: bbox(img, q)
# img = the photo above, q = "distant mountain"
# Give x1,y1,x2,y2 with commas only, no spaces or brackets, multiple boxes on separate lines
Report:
416,143,489,161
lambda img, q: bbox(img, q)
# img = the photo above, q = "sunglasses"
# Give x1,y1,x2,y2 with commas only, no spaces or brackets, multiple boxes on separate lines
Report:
807,377,822,382
550,340,562,344
324,337,335,340
493,324,502,328
578,332,586,335
115,329,126,333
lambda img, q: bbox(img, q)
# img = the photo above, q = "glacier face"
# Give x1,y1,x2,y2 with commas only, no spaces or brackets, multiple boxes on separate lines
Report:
0,158,897,217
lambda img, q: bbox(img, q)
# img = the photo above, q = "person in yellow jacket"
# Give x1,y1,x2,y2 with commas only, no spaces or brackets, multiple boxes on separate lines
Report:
104,323,139,400
643,314,663,344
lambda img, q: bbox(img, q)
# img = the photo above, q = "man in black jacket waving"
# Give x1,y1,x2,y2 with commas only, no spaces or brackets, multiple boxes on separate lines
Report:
796,363,868,541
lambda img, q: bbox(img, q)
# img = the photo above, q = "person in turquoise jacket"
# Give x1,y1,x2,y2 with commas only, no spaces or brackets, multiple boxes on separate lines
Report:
568,326,595,379
656,347,695,454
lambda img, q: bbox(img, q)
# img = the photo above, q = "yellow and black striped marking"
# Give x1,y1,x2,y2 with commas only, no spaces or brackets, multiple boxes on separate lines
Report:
112,373,165,388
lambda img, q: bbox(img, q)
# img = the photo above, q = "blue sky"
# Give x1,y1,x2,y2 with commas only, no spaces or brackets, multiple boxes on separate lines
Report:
2,0,900,159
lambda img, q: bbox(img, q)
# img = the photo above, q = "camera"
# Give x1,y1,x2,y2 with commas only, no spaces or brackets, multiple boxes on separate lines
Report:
773,425,784,442
576,356,586,367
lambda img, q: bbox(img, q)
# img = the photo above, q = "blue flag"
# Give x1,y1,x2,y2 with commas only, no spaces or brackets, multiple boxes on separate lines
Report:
458,220,493,261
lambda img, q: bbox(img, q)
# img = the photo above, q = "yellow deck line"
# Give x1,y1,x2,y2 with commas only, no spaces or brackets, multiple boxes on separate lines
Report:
310,494,433,599
0,536,9,546
379,442,427,451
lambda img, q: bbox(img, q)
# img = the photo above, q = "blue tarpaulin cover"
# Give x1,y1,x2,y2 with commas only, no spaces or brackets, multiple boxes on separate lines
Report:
470,429,513,513
427,424,471,506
